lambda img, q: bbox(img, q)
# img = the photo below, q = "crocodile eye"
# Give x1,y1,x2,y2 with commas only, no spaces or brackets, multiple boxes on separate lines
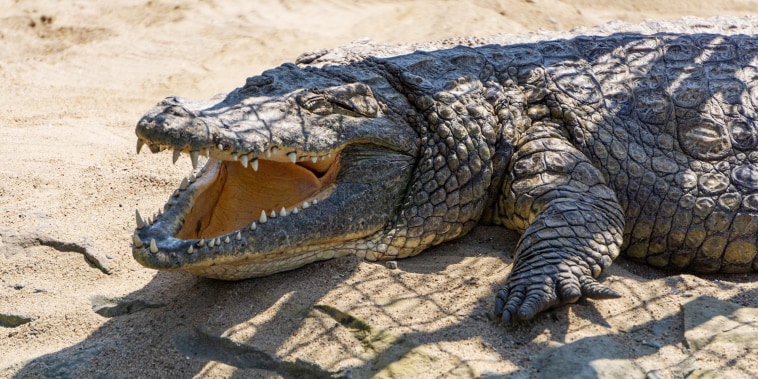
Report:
324,83,379,118
297,83,380,118
296,93,333,115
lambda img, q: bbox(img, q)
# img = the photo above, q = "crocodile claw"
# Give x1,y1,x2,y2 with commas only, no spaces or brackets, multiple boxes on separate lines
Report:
494,262,620,324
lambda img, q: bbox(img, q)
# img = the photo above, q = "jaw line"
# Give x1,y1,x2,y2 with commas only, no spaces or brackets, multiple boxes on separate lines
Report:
133,153,340,261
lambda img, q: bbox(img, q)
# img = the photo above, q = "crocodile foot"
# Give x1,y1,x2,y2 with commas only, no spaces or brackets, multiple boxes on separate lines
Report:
494,257,621,323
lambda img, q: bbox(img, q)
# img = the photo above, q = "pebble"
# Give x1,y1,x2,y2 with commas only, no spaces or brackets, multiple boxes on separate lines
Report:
386,261,398,269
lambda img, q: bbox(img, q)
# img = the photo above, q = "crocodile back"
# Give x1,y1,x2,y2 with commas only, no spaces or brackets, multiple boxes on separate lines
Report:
487,31,758,273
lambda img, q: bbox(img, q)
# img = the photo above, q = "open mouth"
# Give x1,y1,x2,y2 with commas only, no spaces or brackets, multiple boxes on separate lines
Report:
133,143,342,255
176,152,340,240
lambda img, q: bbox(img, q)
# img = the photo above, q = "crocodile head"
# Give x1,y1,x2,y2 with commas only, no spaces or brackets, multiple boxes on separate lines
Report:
132,63,421,279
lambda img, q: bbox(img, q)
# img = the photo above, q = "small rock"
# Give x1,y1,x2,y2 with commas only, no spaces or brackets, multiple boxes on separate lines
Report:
0,313,34,327
642,339,664,349
13,283,25,290
386,260,398,269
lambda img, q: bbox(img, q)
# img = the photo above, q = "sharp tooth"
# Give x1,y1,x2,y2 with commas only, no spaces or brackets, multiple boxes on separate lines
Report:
147,216,152,225
266,149,271,158
132,232,143,247
231,152,238,161
215,238,221,246
240,154,248,168
189,174,196,183
208,239,215,247
187,245,194,254
250,222,257,231
235,231,242,241
288,152,297,163
272,147,278,155
180,177,189,190
313,199,318,205
259,210,267,223
224,236,230,244
280,207,288,217
204,148,210,157
321,155,326,160
136,209,146,228
292,207,299,214
137,140,144,154
218,144,224,150
251,158,259,172
270,210,277,218
198,239,205,247
149,239,158,253
328,152,333,158
172,149,181,164
190,150,199,169
311,156,318,163
302,201,310,209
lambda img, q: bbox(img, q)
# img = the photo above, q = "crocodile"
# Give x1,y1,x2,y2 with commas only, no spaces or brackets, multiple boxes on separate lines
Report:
133,16,758,323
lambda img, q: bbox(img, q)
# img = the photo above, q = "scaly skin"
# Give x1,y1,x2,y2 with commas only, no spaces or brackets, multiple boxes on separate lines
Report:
133,16,758,323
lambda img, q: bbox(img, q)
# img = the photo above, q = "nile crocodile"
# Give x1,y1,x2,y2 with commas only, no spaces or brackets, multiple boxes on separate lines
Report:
133,17,758,323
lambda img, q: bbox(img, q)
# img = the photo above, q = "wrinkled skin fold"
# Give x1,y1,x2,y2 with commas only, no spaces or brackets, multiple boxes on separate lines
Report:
133,17,758,324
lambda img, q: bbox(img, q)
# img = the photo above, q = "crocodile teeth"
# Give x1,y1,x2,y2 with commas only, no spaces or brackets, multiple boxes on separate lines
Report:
136,139,144,154
259,210,267,224
208,239,215,248
190,150,199,169
280,207,288,217
149,239,158,254
272,147,278,155
136,209,146,228
172,149,181,164
321,155,326,160
198,239,204,247
240,154,248,168
231,152,238,161
292,207,299,214
215,238,221,246
288,152,297,163
132,232,143,247
250,222,257,231
251,158,259,172
302,201,310,209
179,177,189,190
250,158,258,172
270,210,277,218
311,156,318,163
224,236,230,244
266,148,271,158
328,152,333,158
217,144,223,150
313,199,318,205
235,231,242,241
187,245,194,254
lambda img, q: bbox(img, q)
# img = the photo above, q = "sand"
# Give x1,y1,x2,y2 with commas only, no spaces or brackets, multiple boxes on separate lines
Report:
1,1,757,378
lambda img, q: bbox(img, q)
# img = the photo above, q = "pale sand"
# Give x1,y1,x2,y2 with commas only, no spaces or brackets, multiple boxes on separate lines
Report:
1,1,757,378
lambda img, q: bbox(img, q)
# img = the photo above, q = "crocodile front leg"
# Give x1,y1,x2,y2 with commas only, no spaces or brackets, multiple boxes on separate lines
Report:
495,121,625,323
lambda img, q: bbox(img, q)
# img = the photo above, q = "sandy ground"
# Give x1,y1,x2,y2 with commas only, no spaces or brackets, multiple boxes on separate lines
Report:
1,1,758,378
